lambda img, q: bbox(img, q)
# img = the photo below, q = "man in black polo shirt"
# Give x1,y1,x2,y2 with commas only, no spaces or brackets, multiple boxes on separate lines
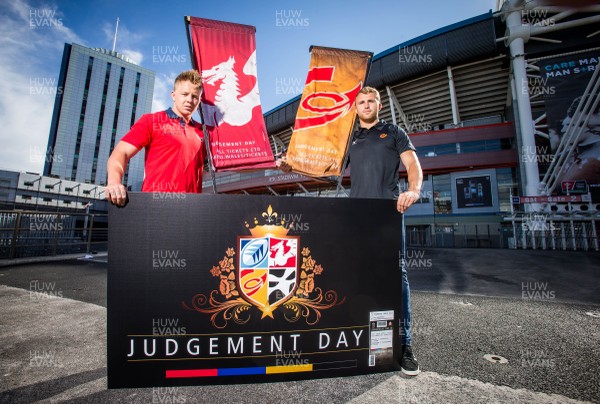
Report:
350,86,423,376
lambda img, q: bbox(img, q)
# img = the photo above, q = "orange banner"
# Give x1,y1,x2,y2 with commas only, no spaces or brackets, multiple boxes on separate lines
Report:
287,46,372,177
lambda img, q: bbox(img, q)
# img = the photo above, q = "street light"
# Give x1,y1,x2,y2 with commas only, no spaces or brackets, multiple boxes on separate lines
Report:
83,202,93,238
65,183,80,210
24,175,42,211
44,179,61,210
51,180,62,211
88,185,98,200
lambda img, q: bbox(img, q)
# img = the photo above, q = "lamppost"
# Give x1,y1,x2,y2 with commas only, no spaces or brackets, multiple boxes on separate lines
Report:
45,180,61,211
24,176,42,211
53,180,63,211
66,183,80,210
83,202,93,239
88,186,98,201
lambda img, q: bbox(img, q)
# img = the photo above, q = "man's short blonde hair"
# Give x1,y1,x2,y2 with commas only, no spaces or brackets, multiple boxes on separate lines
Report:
357,86,381,102
173,70,202,91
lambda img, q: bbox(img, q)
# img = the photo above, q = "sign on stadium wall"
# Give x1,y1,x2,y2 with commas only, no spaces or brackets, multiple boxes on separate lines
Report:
540,50,600,192
107,193,403,388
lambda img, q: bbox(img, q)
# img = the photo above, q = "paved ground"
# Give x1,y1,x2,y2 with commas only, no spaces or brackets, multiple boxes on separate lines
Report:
0,248,598,403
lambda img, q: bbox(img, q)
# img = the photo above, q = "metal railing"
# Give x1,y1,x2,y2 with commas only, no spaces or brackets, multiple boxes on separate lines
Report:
0,210,108,259
506,216,599,251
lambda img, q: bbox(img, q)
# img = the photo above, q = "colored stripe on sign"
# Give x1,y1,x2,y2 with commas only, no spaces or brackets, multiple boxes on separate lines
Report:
165,369,218,378
265,364,313,374
165,364,313,378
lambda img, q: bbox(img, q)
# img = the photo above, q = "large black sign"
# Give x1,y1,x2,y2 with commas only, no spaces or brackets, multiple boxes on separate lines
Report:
540,51,600,193
108,193,403,388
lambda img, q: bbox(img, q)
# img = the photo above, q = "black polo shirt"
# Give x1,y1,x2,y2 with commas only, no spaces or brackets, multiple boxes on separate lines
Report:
349,120,415,199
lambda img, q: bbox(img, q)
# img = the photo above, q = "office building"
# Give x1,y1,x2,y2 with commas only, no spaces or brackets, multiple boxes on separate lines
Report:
44,43,154,190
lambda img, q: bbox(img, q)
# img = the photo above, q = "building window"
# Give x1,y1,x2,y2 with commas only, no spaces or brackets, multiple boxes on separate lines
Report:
91,62,112,183
71,56,95,180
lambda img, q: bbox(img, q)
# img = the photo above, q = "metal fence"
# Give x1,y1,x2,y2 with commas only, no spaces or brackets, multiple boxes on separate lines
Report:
506,216,599,251
0,210,108,259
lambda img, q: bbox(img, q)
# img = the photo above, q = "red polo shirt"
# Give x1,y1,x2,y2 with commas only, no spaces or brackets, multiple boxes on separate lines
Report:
122,108,205,193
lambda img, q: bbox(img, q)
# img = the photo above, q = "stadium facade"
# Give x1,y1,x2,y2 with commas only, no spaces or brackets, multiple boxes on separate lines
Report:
202,1,600,250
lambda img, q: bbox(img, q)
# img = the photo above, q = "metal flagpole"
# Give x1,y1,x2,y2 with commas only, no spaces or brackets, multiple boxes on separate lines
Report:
185,16,218,194
335,120,354,197
335,52,373,197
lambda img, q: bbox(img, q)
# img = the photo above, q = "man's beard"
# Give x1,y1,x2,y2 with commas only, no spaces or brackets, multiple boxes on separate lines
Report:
359,112,377,124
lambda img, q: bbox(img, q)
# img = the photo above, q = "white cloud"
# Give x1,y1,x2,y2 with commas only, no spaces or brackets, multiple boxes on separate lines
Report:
152,72,176,113
0,0,85,173
122,48,144,65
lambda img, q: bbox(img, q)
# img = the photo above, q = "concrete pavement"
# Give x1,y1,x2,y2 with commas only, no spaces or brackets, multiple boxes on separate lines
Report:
0,248,598,403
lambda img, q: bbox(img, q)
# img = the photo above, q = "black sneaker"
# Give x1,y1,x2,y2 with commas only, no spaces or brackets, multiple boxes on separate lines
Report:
401,345,420,376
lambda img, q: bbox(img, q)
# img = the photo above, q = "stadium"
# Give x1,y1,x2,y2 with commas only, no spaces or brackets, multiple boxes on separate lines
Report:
202,0,600,251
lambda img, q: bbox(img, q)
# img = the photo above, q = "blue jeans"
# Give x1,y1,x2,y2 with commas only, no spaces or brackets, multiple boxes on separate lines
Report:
400,262,412,346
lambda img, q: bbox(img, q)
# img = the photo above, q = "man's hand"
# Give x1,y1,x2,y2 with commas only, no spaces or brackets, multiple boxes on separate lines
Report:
397,190,420,213
275,156,293,173
105,183,128,207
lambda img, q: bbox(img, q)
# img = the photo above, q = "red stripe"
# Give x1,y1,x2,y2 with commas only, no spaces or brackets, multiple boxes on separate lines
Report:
166,369,218,378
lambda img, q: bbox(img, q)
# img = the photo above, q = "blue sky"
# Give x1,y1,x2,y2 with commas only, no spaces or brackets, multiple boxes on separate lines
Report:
0,0,496,174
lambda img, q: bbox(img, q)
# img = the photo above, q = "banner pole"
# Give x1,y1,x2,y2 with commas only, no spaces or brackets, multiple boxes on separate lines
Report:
184,16,218,194
335,118,355,197
335,52,373,198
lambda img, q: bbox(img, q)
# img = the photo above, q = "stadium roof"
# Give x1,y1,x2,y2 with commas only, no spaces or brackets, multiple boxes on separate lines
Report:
263,11,502,134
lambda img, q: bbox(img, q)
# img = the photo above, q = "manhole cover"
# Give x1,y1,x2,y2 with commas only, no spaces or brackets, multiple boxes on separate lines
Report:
585,311,600,318
483,354,508,364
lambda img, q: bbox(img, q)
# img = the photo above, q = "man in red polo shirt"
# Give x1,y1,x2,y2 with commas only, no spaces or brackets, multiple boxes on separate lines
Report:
105,70,205,206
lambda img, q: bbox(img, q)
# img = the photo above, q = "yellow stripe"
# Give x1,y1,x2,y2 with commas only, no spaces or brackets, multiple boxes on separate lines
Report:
266,364,313,374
